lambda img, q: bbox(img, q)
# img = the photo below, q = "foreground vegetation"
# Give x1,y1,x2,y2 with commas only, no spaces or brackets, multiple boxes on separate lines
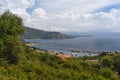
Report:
0,47,120,80
0,11,120,80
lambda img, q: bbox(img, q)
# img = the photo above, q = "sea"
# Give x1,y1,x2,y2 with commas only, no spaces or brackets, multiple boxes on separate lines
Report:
25,36,120,56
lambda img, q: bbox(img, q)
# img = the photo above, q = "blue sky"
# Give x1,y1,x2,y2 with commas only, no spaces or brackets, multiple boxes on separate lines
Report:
95,4,120,12
0,0,120,32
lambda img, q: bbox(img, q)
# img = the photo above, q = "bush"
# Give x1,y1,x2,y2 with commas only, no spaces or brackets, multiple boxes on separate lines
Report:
99,56,114,69
100,68,116,79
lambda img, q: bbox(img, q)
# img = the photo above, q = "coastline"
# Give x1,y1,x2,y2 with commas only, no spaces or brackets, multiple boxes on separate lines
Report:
25,42,118,60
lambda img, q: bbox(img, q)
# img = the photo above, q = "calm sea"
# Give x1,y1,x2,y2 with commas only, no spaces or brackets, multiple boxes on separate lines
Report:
25,37,120,56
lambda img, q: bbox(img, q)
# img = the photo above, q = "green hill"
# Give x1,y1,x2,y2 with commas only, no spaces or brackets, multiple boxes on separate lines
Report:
22,27,73,39
0,46,119,80
0,11,120,80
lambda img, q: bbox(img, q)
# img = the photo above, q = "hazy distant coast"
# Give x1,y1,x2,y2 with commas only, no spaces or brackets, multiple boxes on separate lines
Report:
22,27,73,39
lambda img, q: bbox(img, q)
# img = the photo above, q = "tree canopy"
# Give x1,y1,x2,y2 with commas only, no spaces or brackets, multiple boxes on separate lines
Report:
0,11,24,64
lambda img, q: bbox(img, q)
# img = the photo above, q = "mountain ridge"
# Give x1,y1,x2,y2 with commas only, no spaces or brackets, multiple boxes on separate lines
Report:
22,27,73,39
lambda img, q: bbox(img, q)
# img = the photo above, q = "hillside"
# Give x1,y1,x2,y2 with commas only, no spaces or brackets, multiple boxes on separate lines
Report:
22,27,73,39
0,46,119,80
0,11,120,80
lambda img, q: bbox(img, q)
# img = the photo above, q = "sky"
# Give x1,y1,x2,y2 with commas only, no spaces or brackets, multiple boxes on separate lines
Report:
0,0,120,33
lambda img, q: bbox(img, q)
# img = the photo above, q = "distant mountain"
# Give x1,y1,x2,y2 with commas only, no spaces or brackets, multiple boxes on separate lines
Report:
64,31,120,37
22,27,73,39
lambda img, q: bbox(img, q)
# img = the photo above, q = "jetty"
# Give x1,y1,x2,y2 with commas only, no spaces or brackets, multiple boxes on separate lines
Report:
67,48,98,53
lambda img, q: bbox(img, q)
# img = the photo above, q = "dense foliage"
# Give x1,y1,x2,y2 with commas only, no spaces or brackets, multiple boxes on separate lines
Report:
0,11,24,64
0,11,120,80
0,47,120,80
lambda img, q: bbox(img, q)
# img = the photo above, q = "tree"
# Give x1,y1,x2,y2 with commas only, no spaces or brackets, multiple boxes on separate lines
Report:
100,68,114,79
0,11,24,64
114,60,120,75
98,52,109,57
112,54,120,75
99,56,114,69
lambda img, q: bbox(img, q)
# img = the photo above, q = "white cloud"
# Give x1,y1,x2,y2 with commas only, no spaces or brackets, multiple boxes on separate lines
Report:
21,0,35,7
0,0,35,10
31,8,48,20
40,0,120,13
0,0,120,32
24,8,48,30
44,9,120,32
